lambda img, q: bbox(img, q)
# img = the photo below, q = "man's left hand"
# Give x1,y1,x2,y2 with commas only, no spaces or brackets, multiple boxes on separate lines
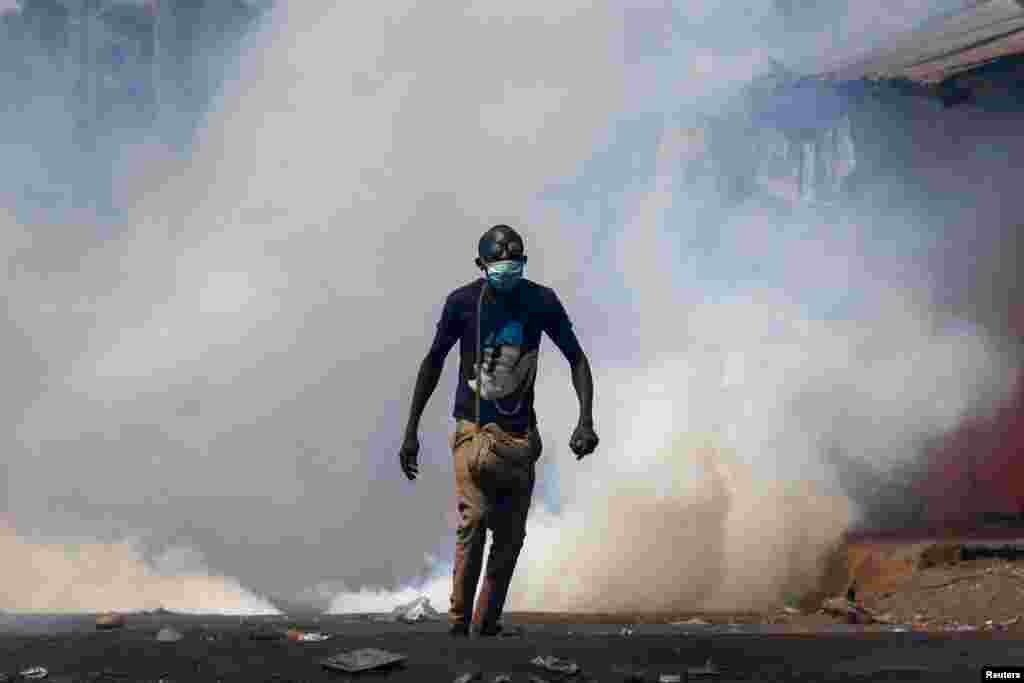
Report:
570,421,599,460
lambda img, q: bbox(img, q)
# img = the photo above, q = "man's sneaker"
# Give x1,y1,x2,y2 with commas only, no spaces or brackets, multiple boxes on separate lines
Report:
476,623,524,638
448,622,469,638
475,623,503,637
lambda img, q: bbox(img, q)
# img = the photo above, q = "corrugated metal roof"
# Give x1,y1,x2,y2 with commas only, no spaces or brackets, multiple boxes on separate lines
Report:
821,0,1024,83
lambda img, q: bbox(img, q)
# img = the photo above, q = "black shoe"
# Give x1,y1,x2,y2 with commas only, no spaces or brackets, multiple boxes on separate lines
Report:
448,623,470,638
476,623,503,637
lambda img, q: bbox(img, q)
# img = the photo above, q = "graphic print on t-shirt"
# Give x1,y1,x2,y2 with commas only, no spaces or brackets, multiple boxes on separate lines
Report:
467,319,538,416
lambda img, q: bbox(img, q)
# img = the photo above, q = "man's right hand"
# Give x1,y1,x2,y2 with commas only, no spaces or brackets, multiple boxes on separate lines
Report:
399,433,420,481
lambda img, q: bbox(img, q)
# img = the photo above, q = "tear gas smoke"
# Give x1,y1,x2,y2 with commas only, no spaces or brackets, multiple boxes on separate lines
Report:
2,0,1018,618
0,516,277,614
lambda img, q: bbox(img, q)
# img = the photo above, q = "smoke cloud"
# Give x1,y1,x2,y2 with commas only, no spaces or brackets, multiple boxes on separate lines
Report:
0,517,277,614
3,0,1019,618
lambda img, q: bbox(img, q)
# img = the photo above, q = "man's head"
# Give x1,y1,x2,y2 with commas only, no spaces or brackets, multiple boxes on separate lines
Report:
476,225,527,292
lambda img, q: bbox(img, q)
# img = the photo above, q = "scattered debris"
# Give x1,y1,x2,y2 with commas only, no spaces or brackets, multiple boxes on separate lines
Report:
321,648,407,673
95,613,126,630
659,675,682,683
454,673,483,683
687,659,720,677
285,629,331,642
391,596,442,623
492,675,513,683
945,623,978,632
527,677,552,683
155,627,183,642
297,631,331,642
821,596,881,624
531,655,581,676
781,606,801,615
20,668,48,680
619,626,634,636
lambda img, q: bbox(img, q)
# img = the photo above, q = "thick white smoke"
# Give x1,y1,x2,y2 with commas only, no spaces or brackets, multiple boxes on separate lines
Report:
4,0,1013,617
0,516,277,614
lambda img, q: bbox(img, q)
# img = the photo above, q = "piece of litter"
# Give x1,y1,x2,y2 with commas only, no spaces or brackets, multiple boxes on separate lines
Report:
321,648,407,673
454,673,483,683
95,613,126,630
619,626,634,636
391,596,443,623
659,675,682,683
821,596,884,625
297,631,331,642
782,606,800,615
687,659,719,677
527,677,551,683
492,675,513,683
156,627,183,642
531,655,580,675
20,668,48,680
286,629,331,642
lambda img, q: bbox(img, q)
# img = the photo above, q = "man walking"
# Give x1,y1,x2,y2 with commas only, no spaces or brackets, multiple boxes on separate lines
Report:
399,224,599,637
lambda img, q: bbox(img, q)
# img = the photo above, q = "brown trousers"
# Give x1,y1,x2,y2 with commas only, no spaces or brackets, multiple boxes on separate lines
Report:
448,420,539,632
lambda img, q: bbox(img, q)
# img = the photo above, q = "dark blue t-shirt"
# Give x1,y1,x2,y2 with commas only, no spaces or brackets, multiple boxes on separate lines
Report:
428,278,582,433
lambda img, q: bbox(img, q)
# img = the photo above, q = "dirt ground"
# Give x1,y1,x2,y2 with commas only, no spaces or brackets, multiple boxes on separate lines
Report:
776,537,1024,633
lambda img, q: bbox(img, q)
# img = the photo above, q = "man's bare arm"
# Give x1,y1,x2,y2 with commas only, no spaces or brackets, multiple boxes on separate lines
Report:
403,354,445,440
570,352,594,427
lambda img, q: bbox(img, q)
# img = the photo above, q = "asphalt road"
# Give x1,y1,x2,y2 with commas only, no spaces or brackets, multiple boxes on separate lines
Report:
0,614,1021,682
